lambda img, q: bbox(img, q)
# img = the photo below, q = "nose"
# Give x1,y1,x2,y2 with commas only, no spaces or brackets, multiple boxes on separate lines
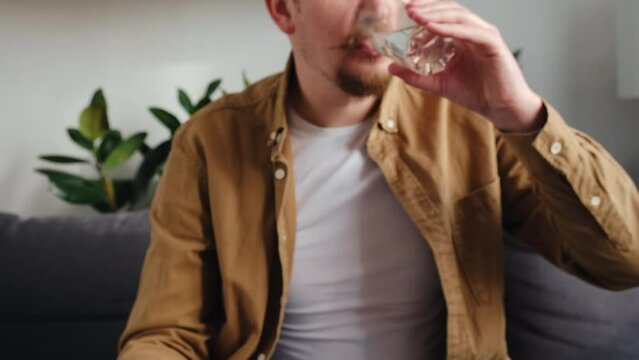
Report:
357,0,392,31
360,0,390,21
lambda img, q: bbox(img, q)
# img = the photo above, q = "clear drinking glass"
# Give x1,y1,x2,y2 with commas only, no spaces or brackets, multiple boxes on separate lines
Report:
357,0,456,75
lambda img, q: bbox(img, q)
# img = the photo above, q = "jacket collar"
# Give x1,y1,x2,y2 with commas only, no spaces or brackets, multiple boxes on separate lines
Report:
267,54,404,158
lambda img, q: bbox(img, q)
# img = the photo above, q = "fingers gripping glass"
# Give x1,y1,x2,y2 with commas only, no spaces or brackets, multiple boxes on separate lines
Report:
357,0,456,75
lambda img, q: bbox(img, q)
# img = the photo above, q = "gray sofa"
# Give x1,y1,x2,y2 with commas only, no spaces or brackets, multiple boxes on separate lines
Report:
0,211,149,360
1,210,638,360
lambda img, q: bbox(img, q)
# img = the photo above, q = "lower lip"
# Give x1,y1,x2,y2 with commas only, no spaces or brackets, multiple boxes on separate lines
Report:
356,44,381,58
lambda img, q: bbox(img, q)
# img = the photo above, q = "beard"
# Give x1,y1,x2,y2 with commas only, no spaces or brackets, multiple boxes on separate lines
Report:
334,31,391,97
336,65,391,97
296,26,392,98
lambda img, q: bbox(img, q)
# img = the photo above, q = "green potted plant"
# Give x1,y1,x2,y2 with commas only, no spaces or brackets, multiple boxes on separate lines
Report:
36,79,224,213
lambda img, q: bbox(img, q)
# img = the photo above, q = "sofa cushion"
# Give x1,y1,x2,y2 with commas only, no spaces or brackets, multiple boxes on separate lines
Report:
0,320,127,359
0,210,150,321
504,235,639,360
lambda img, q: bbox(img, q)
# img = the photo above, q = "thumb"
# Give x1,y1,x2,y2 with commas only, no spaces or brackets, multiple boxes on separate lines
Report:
388,63,441,94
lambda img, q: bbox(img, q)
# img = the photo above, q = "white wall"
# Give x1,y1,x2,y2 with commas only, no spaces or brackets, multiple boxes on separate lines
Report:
0,0,290,216
464,0,639,178
1,0,637,216
616,0,639,98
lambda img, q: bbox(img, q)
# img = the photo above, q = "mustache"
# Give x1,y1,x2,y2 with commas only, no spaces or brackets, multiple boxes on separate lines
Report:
333,31,371,50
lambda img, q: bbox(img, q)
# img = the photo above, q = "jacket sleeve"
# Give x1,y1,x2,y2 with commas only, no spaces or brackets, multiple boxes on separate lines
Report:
497,101,639,290
118,131,220,359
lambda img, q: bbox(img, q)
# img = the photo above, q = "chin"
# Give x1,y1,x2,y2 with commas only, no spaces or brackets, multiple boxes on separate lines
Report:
344,56,391,77
336,63,392,97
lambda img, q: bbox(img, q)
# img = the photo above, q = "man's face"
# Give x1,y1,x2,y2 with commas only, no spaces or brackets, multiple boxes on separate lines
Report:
288,0,394,97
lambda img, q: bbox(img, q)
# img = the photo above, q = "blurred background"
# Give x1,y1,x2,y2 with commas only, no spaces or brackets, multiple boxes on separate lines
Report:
1,0,638,216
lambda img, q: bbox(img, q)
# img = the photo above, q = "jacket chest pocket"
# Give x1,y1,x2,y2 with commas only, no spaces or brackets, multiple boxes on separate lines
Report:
451,178,503,305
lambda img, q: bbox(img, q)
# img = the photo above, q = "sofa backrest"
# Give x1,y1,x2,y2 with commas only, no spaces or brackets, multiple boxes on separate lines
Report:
504,234,639,360
0,210,150,360
2,210,639,360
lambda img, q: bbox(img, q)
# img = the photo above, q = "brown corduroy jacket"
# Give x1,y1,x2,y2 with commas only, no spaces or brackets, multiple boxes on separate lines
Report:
118,60,639,360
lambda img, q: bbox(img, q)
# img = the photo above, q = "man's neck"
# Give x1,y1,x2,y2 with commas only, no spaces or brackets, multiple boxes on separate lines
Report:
290,62,380,128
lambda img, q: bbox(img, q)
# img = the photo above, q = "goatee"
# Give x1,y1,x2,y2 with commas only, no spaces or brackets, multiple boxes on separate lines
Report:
336,67,391,97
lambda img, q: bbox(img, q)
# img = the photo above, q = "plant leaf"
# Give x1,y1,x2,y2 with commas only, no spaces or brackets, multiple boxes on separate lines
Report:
133,140,171,201
513,48,523,62
48,179,107,205
90,179,133,210
96,130,122,163
112,179,134,208
178,89,194,115
242,70,251,88
67,128,94,151
204,79,222,99
91,201,114,213
192,79,220,113
103,132,147,172
90,88,107,108
122,142,149,159
79,105,109,141
149,107,181,134
90,179,135,212
139,142,151,156
36,168,107,205
36,168,93,185
39,155,89,164
193,98,211,113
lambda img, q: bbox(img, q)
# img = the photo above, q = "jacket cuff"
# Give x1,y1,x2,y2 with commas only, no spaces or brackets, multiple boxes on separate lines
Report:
498,101,579,177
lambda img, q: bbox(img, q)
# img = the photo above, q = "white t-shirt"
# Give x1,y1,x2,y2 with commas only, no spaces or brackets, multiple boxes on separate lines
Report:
272,107,446,360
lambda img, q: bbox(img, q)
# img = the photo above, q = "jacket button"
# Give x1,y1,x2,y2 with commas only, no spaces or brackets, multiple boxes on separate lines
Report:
590,195,602,207
386,119,397,129
380,118,398,133
550,141,563,155
274,168,287,180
